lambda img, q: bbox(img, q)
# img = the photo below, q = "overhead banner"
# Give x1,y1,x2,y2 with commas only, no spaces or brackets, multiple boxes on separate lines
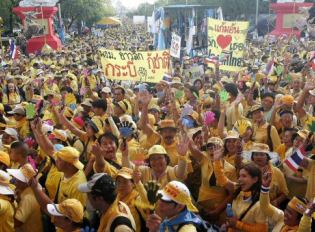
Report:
170,33,181,58
99,49,170,83
208,18,249,72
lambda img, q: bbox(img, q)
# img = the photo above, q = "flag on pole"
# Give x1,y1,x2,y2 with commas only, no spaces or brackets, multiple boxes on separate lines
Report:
284,148,306,172
8,39,20,60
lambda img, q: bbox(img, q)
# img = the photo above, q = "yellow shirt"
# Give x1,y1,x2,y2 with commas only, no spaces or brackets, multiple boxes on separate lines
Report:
16,118,30,140
45,164,63,200
253,122,281,151
58,170,87,206
118,190,142,232
198,155,236,202
2,92,21,105
304,160,315,201
98,201,136,232
226,102,243,130
15,187,43,232
269,165,289,200
0,196,14,232
232,192,267,226
275,144,288,161
260,191,312,232
139,165,180,188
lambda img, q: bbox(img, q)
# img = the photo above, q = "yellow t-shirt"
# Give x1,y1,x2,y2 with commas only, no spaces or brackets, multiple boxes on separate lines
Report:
16,118,30,140
253,122,281,151
15,187,43,232
269,165,289,201
232,192,267,226
198,155,236,203
139,165,180,188
45,164,63,200
0,197,14,232
98,201,136,232
58,170,87,206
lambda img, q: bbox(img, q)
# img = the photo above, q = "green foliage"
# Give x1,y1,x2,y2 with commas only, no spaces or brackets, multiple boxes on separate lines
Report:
60,0,115,30
0,0,20,32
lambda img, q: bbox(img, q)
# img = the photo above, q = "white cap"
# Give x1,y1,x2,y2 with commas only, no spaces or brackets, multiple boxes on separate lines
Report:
47,204,63,217
309,89,315,96
101,87,111,94
3,128,18,140
8,105,26,116
42,123,54,134
158,181,190,203
0,170,14,195
77,173,106,193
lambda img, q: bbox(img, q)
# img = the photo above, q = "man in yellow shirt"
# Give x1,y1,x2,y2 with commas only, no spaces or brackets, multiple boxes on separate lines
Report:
8,105,30,140
78,173,136,232
7,164,43,232
0,170,15,232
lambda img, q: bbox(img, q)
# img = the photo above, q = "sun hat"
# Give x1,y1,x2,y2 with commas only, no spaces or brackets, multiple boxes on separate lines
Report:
101,87,111,94
206,137,224,147
158,181,198,212
224,130,240,140
0,170,14,195
147,145,168,158
54,147,83,170
47,199,84,223
7,163,36,183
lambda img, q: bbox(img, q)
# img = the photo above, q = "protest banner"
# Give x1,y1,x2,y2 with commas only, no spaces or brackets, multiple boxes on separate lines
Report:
170,33,181,58
185,65,204,79
99,49,170,83
208,18,249,72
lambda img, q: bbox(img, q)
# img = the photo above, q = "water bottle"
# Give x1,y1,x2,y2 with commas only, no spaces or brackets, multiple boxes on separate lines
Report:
226,203,233,217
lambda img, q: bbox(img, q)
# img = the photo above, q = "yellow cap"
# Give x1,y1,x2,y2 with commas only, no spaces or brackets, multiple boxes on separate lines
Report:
63,107,74,119
115,100,129,113
224,130,240,140
282,95,294,106
297,129,309,140
47,199,84,223
207,137,223,146
117,167,133,180
51,129,68,142
54,147,83,170
148,145,168,158
158,181,198,212
250,143,270,154
288,197,307,215
0,151,10,167
158,119,176,130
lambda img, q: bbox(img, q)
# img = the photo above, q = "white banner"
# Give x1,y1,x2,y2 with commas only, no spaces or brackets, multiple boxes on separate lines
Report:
170,33,181,58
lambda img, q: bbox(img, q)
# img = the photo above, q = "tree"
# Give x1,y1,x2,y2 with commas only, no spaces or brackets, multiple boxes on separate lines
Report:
59,0,115,31
0,0,20,34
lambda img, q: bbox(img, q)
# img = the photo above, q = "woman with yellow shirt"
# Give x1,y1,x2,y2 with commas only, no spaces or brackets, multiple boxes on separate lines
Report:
189,136,236,225
2,82,21,106
212,147,268,232
222,130,240,167
249,104,281,152
250,143,289,209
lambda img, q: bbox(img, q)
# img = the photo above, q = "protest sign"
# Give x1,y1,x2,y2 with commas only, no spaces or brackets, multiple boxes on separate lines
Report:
170,33,181,58
185,65,204,79
99,49,170,83
208,18,249,72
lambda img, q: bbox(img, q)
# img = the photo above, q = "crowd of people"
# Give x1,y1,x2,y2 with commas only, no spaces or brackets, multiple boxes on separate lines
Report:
0,20,314,232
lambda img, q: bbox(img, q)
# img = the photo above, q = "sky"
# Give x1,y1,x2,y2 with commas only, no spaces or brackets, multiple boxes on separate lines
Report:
114,0,156,10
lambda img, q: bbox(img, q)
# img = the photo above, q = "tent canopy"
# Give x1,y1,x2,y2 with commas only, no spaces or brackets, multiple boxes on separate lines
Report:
97,17,121,25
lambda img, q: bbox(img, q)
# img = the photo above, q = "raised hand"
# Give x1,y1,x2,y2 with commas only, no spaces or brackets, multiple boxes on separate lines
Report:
212,144,223,161
261,167,272,188
132,168,142,184
91,142,102,157
177,129,189,156
139,91,152,107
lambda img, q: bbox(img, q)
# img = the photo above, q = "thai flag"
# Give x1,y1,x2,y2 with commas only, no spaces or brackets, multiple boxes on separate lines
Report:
264,57,274,75
205,56,219,65
9,39,19,60
284,148,306,172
